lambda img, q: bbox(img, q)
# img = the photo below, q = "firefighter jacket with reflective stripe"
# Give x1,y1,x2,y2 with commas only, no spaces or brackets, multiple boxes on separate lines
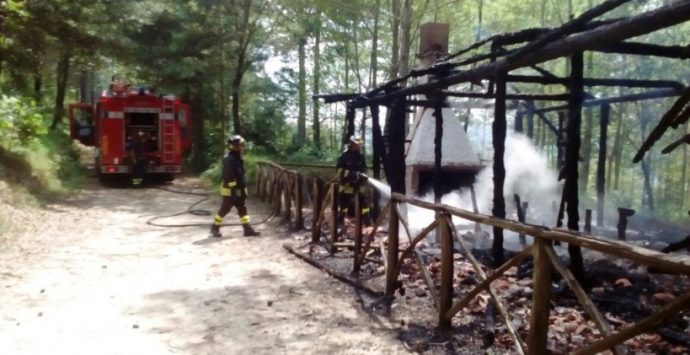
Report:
220,151,246,196
336,149,367,193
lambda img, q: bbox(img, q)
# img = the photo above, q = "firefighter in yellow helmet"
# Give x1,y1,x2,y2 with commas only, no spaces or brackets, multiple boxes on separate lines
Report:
210,135,260,238
336,135,371,226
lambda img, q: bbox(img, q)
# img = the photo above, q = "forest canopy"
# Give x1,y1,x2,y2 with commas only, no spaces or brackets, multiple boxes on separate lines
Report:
1,0,689,221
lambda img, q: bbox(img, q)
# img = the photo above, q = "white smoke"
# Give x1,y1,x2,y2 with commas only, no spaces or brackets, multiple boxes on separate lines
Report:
406,132,561,233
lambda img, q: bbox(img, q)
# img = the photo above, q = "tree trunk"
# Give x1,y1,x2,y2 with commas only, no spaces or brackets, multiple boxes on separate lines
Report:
682,122,688,211
612,106,624,190
492,72,507,267
399,0,411,83
231,76,243,135
312,19,322,149
33,74,42,103
297,36,307,145
186,83,206,171
50,48,71,129
639,104,654,211
389,0,401,80
566,51,584,283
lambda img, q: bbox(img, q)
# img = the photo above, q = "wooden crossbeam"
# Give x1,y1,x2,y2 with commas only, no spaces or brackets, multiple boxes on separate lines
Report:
390,192,690,275
448,218,527,355
444,245,533,320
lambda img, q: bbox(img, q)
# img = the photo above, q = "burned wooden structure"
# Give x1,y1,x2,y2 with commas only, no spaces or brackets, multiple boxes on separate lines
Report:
315,0,690,274
271,1,690,353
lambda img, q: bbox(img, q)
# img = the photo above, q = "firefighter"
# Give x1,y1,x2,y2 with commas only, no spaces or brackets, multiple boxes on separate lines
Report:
125,130,149,186
336,135,371,226
210,135,261,238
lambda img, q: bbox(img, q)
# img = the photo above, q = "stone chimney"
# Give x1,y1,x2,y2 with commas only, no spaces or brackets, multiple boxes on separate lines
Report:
405,23,482,195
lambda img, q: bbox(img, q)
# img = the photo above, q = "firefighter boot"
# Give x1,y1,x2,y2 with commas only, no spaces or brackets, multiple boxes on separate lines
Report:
242,224,260,237
209,224,222,238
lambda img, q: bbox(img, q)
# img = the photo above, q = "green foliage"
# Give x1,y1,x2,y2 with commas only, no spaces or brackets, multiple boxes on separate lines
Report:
0,95,47,147
0,96,86,201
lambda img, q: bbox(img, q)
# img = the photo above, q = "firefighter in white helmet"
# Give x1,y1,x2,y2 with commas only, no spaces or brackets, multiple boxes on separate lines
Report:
210,135,260,237
336,135,371,226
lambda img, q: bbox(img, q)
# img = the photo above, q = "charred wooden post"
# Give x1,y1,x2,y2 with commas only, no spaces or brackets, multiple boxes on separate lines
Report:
345,103,356,143
295,173,304,230
273,174,282,216
470,186,481,233
597,103,610,227
565,51,585,282
528,238,552,355
557,112,566,170
330,183,339,254
353,189,363,273
515,110,524,133
585,209,592,234
514,194,527,246
370,104,382,220
438,213,454,332
526,100,535,138
284,174,292,221
617,207,635,241
492,71,508,266
311,178,324,243
388,97,407,194
385,201,400,297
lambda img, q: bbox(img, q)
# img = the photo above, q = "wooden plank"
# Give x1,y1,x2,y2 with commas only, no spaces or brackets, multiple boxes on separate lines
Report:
572,291,690,355
445,245,533,319
283,245,383,297
329,183,339,254
394,203,440,309
543,245,624,355
393,219,440,278
358,202,390,266
385,201,400,297
438,213,453,331
353,189,363,273
527,238,551,355
390,192,690,275
295,173,304,230
311,178,324,243
448,218,527,355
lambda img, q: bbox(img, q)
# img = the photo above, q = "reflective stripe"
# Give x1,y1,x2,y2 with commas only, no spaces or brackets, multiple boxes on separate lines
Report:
339,208,349,213
227,181,237,187
362,208,370,214
214,215,223,225
340,186,354,193
240,215,250,224
107,111,124,119
220,186,231,196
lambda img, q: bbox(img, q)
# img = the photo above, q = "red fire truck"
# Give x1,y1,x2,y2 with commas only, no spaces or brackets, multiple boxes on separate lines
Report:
68,86,191,183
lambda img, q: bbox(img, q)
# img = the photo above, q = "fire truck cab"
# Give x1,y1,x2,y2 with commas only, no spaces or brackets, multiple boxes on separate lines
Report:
69,86,191,183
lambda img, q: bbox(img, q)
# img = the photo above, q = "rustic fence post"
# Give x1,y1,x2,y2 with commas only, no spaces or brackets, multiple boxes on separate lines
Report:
330,183,339,254
295,173,304,230
385,200,399,297
256,164,263,198
438,213,454,331
284,173,292,221
585,209,592,234
353,188,363,273
311,178,323,243
527,238,551,355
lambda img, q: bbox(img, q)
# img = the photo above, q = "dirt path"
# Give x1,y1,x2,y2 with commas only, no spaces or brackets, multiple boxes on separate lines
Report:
0,177,406,355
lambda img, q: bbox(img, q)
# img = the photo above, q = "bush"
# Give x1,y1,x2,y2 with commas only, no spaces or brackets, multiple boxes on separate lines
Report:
0,95,86,201
0,95,46,148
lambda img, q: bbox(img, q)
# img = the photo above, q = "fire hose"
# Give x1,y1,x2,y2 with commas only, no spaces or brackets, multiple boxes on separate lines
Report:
145,186,275,228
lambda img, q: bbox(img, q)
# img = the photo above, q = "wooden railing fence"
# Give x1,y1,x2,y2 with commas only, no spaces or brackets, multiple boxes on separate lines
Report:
256,161,690,355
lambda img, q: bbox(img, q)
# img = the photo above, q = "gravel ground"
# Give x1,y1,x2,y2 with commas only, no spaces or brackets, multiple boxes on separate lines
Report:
0,177,407,355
